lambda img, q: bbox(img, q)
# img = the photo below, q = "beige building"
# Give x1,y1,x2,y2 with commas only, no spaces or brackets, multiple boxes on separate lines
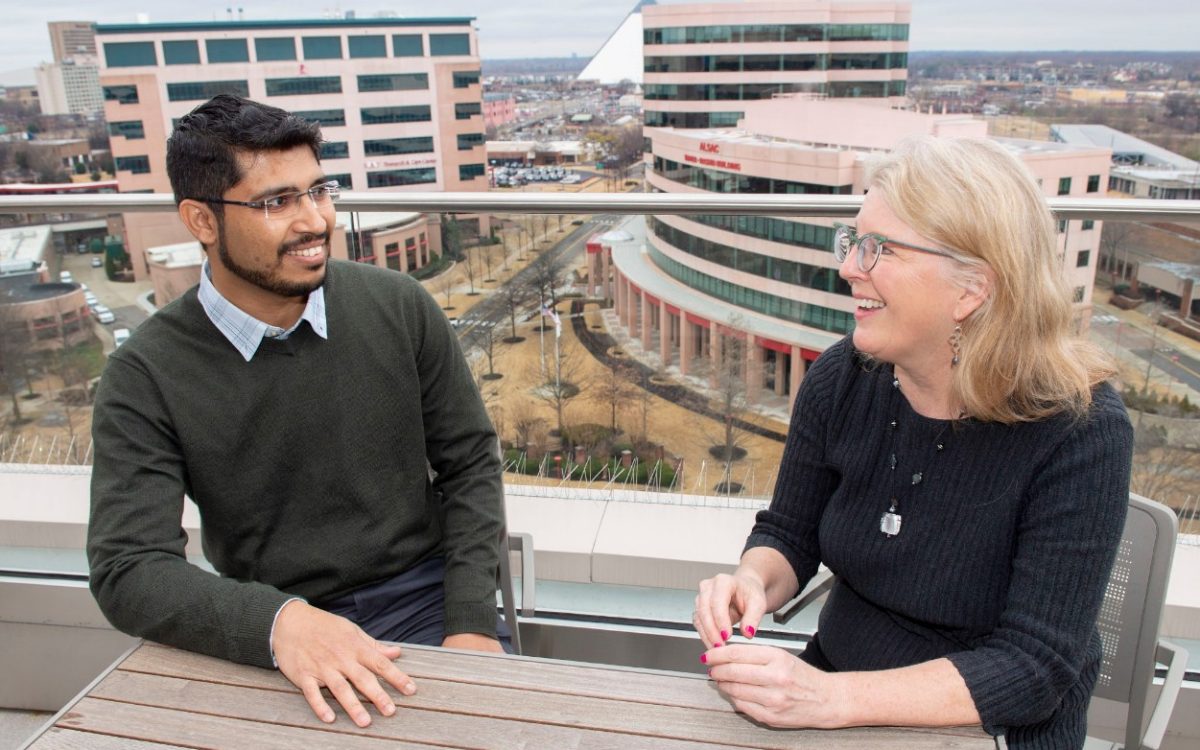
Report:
642,1,911,130
49,21,98,63
97,17,487,281
34,56,103,118
0,226,92,351
610,96,1111,408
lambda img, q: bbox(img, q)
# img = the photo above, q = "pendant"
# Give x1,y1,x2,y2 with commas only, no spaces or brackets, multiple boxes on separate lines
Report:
880,508,902,537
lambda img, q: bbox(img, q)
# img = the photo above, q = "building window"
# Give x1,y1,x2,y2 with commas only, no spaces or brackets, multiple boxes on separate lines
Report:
652,156,851,195
115,155,151,174
457,133,484,150
361,105,432,125
294,109,345,127
103,41,157,68
302,36,343,60
459,164,485,180
429,33,470,56
1057,219,1068,233
1086,174,1101,193
206,38,249,63
108,120,145,140
163,40,200,65
364,137,434,156
385,242,401,272
1073,286,1085,303
392,34,423,56
357,73,428,92
325,173,352,190
349,35,386,58
367,168,437,188
1082,219,1095,230
265,76,342,96
103,85,138,104
455,102,482,120
453,70,481,88
320,142,349,160
1076,250,1091,268
255,37,296,61
1058,177,1072,196
167,80,250,101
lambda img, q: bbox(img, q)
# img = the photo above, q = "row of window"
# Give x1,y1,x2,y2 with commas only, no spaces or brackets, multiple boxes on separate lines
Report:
361,164,483,187
645,111,743,129
1058,175,1103,195
648,216,849,294
644,80,906,101
647,244,853,335
653,156,853,195
690,213,836,251
103,33,471,68
108,120,145,140
645,52,908,73
115,155,151,174
644,23,909,45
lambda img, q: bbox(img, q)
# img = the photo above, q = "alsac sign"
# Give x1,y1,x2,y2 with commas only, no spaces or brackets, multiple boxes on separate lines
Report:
685,141,741,171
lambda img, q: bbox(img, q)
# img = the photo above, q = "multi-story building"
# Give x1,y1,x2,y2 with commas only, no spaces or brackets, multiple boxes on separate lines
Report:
642,1,911,130
601,95,1110,408
483,92,517,130
96,17,487,280
48,21,98,62
34,56,104,118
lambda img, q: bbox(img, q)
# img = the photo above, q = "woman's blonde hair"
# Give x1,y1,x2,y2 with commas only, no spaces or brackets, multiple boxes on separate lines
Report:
866,136,1115,424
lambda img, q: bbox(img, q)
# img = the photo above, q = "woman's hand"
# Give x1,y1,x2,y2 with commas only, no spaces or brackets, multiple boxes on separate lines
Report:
703,644,847,729
693,570,769,647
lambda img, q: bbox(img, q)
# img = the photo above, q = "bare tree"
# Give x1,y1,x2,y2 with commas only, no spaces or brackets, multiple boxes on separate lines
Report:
510,400,548,457
526,249,571,311
496,278,530,343
462,244,479,295
0,301,34,425
630,366,657,447
591,359,636,436
475,326,503,380
53,300,90,463
431,269,457,310
1099,221,1136,282
1130,423,1200,507
700,329,752,493
526,342,583,438
480,241,499,282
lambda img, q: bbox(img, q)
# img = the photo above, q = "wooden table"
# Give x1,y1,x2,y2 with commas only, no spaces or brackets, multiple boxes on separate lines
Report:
23,642,994,749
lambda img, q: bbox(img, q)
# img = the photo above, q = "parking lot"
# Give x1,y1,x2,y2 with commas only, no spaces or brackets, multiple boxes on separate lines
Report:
58,250,151,350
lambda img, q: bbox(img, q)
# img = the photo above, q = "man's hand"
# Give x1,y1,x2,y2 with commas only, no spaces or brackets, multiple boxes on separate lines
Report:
442,632,505,652
273,601,416,727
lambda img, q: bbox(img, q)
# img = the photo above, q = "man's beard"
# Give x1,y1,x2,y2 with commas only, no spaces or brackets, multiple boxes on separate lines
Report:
216,220,329,298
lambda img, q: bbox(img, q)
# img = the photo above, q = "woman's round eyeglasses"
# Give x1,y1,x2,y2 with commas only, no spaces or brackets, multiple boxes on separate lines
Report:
832,222,959,273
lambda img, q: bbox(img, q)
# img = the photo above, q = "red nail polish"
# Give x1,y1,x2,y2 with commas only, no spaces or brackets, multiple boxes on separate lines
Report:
700,653,707,664
720,629,729,641
745,625,756,637
714,642,722,648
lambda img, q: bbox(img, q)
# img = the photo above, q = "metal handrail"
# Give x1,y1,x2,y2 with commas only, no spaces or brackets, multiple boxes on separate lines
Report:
2,191,1199,221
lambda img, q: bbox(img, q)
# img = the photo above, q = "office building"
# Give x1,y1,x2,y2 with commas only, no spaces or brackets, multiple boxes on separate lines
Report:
642,1,911,130
34,56,103,118
600,96,1110,407
97,17,487,280
49,21,98,62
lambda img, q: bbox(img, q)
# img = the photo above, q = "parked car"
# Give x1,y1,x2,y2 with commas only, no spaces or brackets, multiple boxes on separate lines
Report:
59,271,74,284
113,328,131,347
90,256,103,268
84,292,99,306
92,304,115,324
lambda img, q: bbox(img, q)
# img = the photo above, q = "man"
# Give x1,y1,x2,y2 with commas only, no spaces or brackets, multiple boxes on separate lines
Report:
87,95,507,728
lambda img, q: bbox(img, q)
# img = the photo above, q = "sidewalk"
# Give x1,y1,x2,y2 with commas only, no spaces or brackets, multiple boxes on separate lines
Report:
1090,295,1200,403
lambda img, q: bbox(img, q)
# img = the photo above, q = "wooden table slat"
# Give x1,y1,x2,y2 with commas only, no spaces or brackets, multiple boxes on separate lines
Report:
90,670,735,750
57,698,447,750
23,728,185,750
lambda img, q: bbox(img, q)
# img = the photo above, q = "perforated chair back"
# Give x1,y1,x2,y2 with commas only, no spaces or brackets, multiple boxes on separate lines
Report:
1091,494,1179,750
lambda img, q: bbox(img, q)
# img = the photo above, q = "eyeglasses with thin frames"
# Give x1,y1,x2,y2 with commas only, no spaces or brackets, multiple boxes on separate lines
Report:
832,222,959,273
186,180,340,220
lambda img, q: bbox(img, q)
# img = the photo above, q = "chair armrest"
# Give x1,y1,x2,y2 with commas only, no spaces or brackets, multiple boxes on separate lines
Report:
507,532,536,616
772,568,834,625
1142,639,1188,750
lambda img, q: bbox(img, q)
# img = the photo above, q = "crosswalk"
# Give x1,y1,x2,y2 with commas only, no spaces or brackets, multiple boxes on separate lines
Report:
1092,314,1119,325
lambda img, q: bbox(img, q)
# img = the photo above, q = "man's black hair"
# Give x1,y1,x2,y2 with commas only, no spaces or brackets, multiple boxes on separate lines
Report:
166,94,323,211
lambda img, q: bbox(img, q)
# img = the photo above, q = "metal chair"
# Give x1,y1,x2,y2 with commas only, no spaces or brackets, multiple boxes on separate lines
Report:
497,530,535,655
1088,494,1187,750
772,494,1187,750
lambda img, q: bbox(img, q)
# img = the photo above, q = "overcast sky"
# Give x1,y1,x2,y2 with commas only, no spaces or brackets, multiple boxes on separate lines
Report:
2,0,1196,77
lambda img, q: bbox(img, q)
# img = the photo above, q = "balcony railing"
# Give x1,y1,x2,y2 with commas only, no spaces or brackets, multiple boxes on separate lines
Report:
3,191,1200,220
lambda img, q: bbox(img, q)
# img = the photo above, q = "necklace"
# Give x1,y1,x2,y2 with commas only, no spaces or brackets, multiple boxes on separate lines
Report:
880,374,954,538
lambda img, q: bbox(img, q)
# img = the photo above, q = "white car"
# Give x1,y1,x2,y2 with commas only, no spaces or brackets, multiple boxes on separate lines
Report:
113,328,131,347
59,271,74,284
93,304,115,324
84,292,98,306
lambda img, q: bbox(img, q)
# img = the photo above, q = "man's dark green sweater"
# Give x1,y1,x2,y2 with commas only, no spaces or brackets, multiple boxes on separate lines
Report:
87,260,504,669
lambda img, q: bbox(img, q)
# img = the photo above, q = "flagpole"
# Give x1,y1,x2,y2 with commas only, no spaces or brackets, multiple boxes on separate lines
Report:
539,298,546,381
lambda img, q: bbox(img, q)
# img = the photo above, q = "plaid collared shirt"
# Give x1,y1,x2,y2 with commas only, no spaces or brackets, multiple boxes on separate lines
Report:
197,260,328,362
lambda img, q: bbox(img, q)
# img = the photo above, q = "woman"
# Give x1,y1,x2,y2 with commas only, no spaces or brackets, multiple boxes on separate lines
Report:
693,136,1133,749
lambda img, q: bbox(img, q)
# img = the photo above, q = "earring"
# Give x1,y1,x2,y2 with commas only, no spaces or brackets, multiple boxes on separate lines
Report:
949,324,962,367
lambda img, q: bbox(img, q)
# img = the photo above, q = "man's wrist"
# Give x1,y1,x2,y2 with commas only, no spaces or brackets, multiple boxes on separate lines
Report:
269,597,306,668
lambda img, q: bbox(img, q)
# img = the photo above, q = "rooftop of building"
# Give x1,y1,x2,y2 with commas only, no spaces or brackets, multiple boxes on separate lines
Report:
3,281,77,303
1051,123,1199,171
0,226,51,273
145,241,203,269
95,17,475,34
